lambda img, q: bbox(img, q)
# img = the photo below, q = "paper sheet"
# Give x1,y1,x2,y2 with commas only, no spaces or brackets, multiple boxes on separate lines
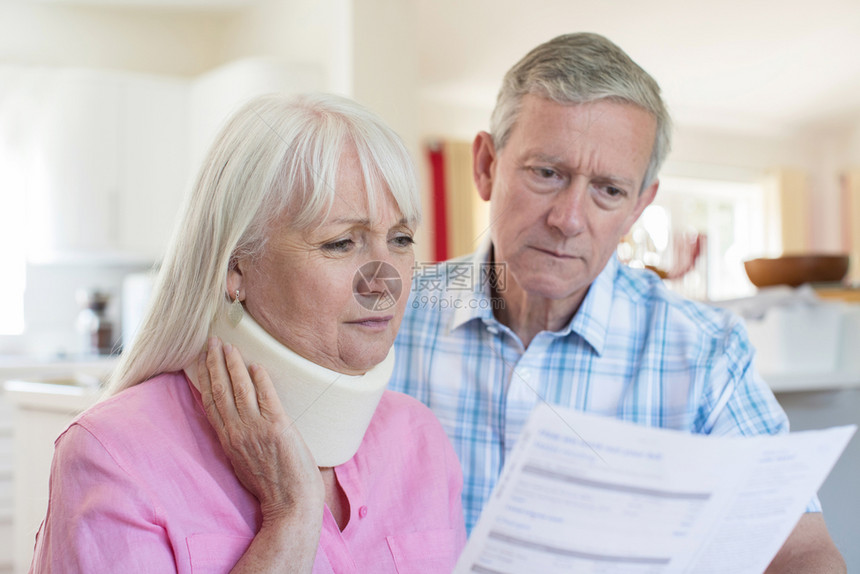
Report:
455,403,855,574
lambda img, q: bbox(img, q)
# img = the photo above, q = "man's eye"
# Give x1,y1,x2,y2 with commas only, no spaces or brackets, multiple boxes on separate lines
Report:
532,167,558,179
322,239,353,252
596,183,626,198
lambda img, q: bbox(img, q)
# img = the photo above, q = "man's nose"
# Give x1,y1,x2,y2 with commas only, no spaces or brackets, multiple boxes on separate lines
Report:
546,180,587,237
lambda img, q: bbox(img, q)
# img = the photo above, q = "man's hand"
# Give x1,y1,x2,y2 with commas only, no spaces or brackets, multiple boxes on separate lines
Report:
765,513,845,573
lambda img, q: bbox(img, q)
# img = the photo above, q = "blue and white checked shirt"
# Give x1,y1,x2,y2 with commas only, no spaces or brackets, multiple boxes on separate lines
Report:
390,245,818,533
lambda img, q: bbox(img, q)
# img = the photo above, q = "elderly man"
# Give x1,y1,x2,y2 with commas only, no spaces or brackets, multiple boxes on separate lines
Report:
390,32,845,572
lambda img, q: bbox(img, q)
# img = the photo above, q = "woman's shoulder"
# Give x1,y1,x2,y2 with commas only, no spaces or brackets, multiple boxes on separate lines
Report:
69,371,202,445
375,390,440,425
368,390,450,449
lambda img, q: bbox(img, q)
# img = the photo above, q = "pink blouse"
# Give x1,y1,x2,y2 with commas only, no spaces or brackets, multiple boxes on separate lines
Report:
30,372,466,573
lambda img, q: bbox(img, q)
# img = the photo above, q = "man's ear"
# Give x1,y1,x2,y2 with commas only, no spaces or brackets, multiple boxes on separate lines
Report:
472,131,497,202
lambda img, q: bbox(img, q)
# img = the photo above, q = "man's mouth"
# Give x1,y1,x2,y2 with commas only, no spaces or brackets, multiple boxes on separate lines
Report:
532,246,576,259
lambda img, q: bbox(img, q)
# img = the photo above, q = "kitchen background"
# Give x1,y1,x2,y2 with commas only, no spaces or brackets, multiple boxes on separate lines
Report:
1,0,860,572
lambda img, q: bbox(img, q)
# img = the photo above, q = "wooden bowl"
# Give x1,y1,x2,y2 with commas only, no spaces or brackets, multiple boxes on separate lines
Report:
743,254,849,288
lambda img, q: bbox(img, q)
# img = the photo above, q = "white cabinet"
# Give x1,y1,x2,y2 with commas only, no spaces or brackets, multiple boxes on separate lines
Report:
0,358,112,574
24,68,189,264
7,59,327,267
4,381,99,574
27,70,121,261
0,390,13,574
119,75,190,262
8,60,322,266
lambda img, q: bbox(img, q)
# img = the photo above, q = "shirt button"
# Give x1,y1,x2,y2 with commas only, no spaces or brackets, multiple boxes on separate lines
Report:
359,506,368,519
515,368,531,381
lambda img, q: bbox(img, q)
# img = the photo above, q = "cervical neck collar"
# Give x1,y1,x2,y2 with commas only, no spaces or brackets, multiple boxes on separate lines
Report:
189,312,393,468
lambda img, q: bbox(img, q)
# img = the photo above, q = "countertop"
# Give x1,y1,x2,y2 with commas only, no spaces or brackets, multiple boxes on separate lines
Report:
763,370,860,393
0,355,114,412
0,354,116,382
3,379,101,412
813,286,860,303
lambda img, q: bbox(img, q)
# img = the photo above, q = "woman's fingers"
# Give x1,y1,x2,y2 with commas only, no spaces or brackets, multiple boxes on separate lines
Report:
221,342,261,418
197,348,225,431
200,337,262,423
247,363,284,422
204,337,237,417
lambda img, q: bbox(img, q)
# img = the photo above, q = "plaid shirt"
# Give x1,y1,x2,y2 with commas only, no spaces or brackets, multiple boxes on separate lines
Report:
390,246,818,533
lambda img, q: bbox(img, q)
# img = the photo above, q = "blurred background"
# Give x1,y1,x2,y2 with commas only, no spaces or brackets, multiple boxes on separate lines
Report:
1,0,860,571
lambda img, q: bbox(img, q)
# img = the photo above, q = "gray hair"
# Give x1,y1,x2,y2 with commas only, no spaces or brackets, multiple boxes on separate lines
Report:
105,92,420,396
490,32,672,190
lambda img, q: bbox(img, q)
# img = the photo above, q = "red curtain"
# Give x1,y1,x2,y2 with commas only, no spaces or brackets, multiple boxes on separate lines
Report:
427,144,448,262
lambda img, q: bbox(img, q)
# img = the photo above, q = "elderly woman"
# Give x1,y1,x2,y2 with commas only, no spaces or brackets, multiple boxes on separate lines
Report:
30,93,466,572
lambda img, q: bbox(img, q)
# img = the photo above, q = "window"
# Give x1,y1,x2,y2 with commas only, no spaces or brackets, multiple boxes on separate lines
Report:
621,176,766,301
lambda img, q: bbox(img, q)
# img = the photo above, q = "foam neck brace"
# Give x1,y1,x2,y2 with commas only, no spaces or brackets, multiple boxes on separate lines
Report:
189,312,393,468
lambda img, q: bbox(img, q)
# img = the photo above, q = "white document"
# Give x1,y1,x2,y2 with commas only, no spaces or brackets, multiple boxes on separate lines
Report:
455,403,855,574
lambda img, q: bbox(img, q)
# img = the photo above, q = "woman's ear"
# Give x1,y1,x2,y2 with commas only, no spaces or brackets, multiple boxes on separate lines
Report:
226,258,245,302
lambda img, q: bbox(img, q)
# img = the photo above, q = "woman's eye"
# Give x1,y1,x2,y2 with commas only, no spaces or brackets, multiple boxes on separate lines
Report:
391,234,415,248
321,239,354,252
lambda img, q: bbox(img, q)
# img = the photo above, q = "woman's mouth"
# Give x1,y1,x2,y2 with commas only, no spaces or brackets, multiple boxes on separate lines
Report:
348,316,394,330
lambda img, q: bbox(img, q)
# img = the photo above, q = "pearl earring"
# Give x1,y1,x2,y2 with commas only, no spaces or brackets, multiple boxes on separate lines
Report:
228,289,244,326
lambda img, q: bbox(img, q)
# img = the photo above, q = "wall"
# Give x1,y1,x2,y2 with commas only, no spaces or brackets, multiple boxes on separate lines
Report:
219,0,352,95
804,127,855,253
419,96,492,143
0,2,233,76
13,262,150,358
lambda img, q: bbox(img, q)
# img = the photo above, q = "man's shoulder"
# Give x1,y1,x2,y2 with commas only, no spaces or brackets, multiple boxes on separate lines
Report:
612,263,742,338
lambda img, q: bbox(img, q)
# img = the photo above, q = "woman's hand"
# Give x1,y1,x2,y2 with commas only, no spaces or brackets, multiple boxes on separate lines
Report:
197,337,324,573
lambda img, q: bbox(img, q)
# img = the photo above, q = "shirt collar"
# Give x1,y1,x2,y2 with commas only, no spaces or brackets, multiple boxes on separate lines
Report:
446,241,619,356
449,239,497,332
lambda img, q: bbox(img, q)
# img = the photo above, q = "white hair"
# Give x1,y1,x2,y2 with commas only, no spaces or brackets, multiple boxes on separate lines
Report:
105,92,420,396
490,32,672,190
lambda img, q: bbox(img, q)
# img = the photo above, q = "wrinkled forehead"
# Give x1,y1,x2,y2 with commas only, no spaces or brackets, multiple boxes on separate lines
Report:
285,141,417,234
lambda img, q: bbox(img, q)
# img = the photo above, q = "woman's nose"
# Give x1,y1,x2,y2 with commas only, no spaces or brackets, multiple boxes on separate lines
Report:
353,259,403,311
354,260,394,294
